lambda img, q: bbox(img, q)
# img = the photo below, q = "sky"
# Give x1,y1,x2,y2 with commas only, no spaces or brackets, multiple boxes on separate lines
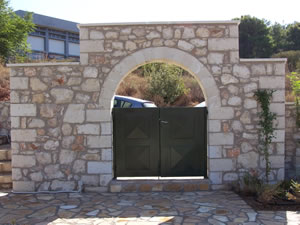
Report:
9,0,300,25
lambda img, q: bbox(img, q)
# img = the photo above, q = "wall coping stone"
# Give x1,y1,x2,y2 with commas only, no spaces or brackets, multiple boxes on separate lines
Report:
78,20,240,28
285,102,295,105
240,58,287,63
7,62,80,67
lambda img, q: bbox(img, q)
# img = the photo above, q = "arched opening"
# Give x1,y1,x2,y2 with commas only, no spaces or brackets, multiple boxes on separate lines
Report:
115,62,205,108
112,61,207,180
99,47,222,114
99,47,224,186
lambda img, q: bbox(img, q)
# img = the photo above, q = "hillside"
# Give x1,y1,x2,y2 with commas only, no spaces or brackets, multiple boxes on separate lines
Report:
0,65,10,101
116,70,205,107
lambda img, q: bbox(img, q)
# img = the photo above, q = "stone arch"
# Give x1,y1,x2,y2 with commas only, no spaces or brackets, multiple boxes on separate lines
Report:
7,21,287,192
99,47,221,114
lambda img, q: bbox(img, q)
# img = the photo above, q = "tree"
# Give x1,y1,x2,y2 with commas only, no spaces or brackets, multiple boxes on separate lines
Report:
286,22,300,51
270,23,287,53
143,63,188,105
272,50,300,72
0,0,35,63
238,15,273,58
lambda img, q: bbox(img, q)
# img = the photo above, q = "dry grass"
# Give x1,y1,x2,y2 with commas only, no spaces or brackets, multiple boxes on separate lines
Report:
116,72,205,107
182,75,205,105
116,73,148,99
0,64,10,101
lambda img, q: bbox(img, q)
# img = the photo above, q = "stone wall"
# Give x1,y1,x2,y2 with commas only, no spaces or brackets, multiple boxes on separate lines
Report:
285,103,300,178
9,63,113,192
0,101,10,137
8,21,287,192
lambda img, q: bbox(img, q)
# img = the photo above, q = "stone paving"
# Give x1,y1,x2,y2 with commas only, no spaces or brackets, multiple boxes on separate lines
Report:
0,191,299,225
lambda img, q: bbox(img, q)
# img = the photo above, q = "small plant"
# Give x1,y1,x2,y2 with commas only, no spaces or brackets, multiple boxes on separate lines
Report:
291,180,300,197
291,180,300,191
254,89,277,183
241,170,263,196
288,72,300,127
277,180,292,200
257,183,281,204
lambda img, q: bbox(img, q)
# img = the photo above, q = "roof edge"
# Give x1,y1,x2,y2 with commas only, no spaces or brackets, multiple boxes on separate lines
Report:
77,20,240,28
7,62,80,67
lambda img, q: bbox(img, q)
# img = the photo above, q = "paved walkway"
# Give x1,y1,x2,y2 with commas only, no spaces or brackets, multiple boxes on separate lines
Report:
0,191,299,225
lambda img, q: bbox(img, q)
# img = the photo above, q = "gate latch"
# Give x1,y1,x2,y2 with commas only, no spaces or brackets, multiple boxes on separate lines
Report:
160,120,169,124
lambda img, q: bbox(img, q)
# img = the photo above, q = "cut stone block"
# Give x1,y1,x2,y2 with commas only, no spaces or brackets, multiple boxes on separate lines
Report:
11,104,36,116
63,104,85,123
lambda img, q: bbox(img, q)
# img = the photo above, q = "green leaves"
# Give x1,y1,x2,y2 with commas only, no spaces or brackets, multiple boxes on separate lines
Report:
0,0,35,63
288,72,300,127
287,22,300,51
270,23,288,53
237,15,300,59
254,89,277,183
143,63,188,105
238,15,273,58
273,50,300,72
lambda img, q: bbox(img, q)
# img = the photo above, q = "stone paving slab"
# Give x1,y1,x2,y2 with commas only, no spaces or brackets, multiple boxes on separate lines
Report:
0,191,299,224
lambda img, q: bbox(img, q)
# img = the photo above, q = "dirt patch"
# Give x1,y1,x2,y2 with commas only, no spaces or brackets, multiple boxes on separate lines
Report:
239,194,300,211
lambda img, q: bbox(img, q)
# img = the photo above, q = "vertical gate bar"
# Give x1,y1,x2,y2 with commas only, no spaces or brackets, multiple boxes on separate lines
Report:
203,108,208,178
112,108,117,178
112,108,115,178
158,108,161,176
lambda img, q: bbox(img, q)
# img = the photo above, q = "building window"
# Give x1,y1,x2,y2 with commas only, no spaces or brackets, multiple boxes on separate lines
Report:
27,36,45,51
49,39,65,54
69,42,79,56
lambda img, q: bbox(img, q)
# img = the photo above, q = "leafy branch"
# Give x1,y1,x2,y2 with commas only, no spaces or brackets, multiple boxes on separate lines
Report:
288,72,300,127
254,89,277,183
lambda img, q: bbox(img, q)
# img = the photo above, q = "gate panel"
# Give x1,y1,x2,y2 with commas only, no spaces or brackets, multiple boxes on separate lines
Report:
160,108,207,177
113,108,160,177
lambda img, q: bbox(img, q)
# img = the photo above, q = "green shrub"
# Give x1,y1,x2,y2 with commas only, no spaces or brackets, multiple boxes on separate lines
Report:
276,180,292,200
257,183,282,204
291,180,300,193
272,50,300,72
288,72,300,127
241,170,263,196
143,63,188,105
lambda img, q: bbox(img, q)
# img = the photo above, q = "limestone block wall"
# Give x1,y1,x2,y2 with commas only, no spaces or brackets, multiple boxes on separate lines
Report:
0,102,10,137
9,63,113,192
8,21,287,192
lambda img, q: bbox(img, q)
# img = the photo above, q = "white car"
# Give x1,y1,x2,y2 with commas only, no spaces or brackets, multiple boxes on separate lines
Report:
194,101,206,107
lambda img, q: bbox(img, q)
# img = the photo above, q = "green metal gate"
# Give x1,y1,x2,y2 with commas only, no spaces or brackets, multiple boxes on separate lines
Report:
113,108,207,177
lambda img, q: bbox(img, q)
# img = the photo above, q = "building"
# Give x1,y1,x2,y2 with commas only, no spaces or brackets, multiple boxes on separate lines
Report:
15,10,80,60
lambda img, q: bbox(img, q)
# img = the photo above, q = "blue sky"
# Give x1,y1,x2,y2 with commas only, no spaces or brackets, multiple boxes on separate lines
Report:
10,0,300,24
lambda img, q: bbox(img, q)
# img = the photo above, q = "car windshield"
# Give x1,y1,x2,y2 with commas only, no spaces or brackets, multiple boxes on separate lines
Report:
143,102,157,108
